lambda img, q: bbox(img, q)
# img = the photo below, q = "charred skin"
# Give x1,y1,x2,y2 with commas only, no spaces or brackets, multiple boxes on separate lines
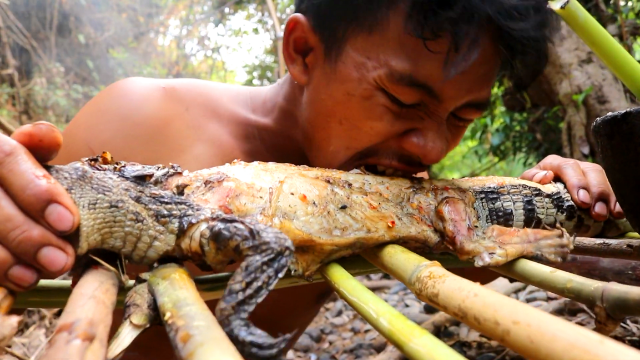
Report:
46,157,295,360
45,154,630,359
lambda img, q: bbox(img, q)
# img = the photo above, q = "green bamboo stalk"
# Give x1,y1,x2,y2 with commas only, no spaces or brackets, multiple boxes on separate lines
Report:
13,254,471,309
320,262,466,360
492,258,640,320
363,244,640,360
548,0,640,98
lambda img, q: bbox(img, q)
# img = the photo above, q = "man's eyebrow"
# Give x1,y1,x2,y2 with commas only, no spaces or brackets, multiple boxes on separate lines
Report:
390,71,440,102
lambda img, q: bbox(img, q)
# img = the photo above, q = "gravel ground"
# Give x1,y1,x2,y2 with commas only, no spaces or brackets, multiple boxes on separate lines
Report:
3,272,640,360
284,273,640,360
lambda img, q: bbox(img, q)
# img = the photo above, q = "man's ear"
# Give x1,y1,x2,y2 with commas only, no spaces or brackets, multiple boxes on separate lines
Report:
282,14,323,86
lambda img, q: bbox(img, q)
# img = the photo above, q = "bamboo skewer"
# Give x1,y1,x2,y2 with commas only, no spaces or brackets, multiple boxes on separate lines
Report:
492,258,640,332
39,265,120,360
363,244,640,360
10,237,640,309
320,262,466,360
548,0,640,98
147,263,244,360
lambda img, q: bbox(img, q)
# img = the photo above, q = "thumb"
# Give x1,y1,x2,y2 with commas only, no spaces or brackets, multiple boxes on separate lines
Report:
10,122,63,164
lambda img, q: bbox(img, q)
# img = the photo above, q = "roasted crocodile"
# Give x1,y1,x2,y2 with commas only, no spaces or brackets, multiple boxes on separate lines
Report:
45,153,630,359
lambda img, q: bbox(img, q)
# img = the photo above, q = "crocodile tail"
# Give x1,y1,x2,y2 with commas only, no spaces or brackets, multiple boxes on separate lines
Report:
468,181,630,237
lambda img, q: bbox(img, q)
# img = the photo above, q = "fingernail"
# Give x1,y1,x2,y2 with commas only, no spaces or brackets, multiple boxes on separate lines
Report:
6,264,39,288
532,171,548,183
577,189,591,204
33,121,58,130
594,201,608,217
36,246,69,273
615,202,623,213
44,203,74,233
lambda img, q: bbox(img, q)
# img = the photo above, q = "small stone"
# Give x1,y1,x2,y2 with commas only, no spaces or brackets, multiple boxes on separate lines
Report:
385,294,400,303
293,334,315,352
525,291,548,302
341,331,354,339
321,324,333,334
330,300,345,317
354,348,376,358
362,323,373,332
389,282,407,294
319,355,333,360
350,319,365,333
305,327,323,343
423,303,439,314
440,326,460,342
477,353,497,360
372,337,388,352
404,298,422,309
309,355,318,360
339,354,350,360
327,334,340,343
330,316,348,326
401,308,430,324
365,331,378,342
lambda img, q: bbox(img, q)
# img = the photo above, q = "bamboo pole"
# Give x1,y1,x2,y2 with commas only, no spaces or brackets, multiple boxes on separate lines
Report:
492,258,640,321
39,266,120,360
549,0,640,98
14,254,469,309
362,244,640,360
147,263,244,360
320,262,466,360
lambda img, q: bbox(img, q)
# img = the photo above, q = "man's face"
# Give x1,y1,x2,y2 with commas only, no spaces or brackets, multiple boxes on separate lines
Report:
298,9,501,177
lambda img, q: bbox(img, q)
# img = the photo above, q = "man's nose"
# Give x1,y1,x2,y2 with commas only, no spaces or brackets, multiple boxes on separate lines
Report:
397,128,449,165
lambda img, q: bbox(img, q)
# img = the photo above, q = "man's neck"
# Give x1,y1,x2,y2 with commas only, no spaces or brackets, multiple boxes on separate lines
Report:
239,75,310,166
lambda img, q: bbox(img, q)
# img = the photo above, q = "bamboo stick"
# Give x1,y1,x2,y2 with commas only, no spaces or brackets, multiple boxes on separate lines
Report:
147,263,244,360
14,254,469,309
107,277,160,360
39,265,120,360
492,258,640,322
548,0,640,98
363,244,640,360
320,262,466,360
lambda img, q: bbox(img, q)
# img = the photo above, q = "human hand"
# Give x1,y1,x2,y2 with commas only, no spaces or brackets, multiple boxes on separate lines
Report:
0,122,78,292
520,155,624,222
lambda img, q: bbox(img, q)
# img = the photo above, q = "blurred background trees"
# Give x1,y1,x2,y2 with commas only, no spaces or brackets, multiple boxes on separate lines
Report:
0,0,638,178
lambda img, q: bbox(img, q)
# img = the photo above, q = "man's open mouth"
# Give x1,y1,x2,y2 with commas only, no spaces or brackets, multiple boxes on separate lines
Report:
355,164,422,178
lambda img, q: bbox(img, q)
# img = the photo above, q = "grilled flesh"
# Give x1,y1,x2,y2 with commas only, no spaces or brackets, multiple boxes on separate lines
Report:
46,155,629,277
45,154,631,360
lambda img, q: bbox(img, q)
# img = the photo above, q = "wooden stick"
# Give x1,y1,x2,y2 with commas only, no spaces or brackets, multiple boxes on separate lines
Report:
147,263,244,360
363,244,640,360
573,237,640,260
40,266,119,360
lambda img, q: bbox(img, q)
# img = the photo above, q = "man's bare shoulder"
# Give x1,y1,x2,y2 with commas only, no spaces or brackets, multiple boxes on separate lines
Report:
54,77,248,168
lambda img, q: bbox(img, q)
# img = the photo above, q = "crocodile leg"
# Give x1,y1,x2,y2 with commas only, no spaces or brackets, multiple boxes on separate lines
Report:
202,217,295,360
434,197,573,267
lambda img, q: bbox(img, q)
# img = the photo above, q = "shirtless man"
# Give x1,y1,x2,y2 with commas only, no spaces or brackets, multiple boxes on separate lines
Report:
0,1,624,359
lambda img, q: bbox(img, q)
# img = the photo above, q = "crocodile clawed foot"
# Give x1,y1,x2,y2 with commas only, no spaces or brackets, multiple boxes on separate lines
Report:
469,225,574,267
222,317,293,360
206,217,295,359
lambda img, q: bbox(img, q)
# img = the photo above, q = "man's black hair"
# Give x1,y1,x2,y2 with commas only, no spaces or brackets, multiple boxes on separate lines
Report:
294,0,559,91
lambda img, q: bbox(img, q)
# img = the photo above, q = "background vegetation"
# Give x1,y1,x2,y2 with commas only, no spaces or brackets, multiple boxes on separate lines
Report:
0,0,638,178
